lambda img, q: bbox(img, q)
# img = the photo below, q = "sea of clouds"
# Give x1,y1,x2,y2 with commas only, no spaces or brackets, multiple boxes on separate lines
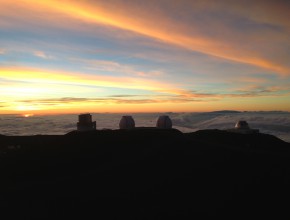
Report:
0,111,289,143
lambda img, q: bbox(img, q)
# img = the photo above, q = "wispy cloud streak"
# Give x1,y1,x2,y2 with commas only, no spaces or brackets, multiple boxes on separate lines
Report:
1,0,289,74
33,51,53,59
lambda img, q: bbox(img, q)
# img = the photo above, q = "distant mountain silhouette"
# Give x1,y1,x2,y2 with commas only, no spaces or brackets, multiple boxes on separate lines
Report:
206,110,242,114
0,129,289,219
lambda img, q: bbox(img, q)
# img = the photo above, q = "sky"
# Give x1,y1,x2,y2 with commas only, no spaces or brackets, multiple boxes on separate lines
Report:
0,0,290,114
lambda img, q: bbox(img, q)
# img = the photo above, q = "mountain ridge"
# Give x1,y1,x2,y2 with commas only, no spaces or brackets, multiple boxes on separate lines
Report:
0,128,289,219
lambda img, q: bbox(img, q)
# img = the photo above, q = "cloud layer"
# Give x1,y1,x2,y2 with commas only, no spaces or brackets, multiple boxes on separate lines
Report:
0,112,289,143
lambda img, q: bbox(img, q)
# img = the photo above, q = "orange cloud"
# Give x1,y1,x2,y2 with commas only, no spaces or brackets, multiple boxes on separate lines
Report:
1,1,289,75
1,0,288,75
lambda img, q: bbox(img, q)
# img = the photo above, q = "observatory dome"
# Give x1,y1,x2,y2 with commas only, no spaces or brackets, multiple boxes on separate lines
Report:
156,115,172,129
235,120,250,129
119,116,135,129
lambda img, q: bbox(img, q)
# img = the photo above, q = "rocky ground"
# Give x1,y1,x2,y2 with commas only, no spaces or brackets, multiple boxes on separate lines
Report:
0,128,289,219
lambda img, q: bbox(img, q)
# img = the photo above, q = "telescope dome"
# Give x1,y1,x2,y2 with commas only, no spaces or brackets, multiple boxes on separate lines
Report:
235,120,250,129
119,116,135,129
156,115,172,129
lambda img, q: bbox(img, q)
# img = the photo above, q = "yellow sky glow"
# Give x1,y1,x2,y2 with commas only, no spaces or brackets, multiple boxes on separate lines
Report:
0,67,179,92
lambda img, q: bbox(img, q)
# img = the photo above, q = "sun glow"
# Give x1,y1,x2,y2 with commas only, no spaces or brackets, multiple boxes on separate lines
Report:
23,113,34,118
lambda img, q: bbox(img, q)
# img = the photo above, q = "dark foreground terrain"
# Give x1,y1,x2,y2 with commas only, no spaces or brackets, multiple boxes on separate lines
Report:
0,128,290,219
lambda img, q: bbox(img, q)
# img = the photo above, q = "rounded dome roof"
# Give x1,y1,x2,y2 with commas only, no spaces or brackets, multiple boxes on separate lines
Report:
156,115,172,129
235,120,250,129
119,116,135,129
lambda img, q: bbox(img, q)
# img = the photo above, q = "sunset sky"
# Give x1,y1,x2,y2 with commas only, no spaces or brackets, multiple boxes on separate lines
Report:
1,0,290,114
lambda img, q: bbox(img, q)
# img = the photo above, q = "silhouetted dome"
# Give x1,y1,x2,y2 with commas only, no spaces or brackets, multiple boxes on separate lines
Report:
119,116,135,129
156,115,172,129
235,120,250,129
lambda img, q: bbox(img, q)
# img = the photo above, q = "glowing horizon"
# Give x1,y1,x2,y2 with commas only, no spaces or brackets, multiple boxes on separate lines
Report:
1,0,290,114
